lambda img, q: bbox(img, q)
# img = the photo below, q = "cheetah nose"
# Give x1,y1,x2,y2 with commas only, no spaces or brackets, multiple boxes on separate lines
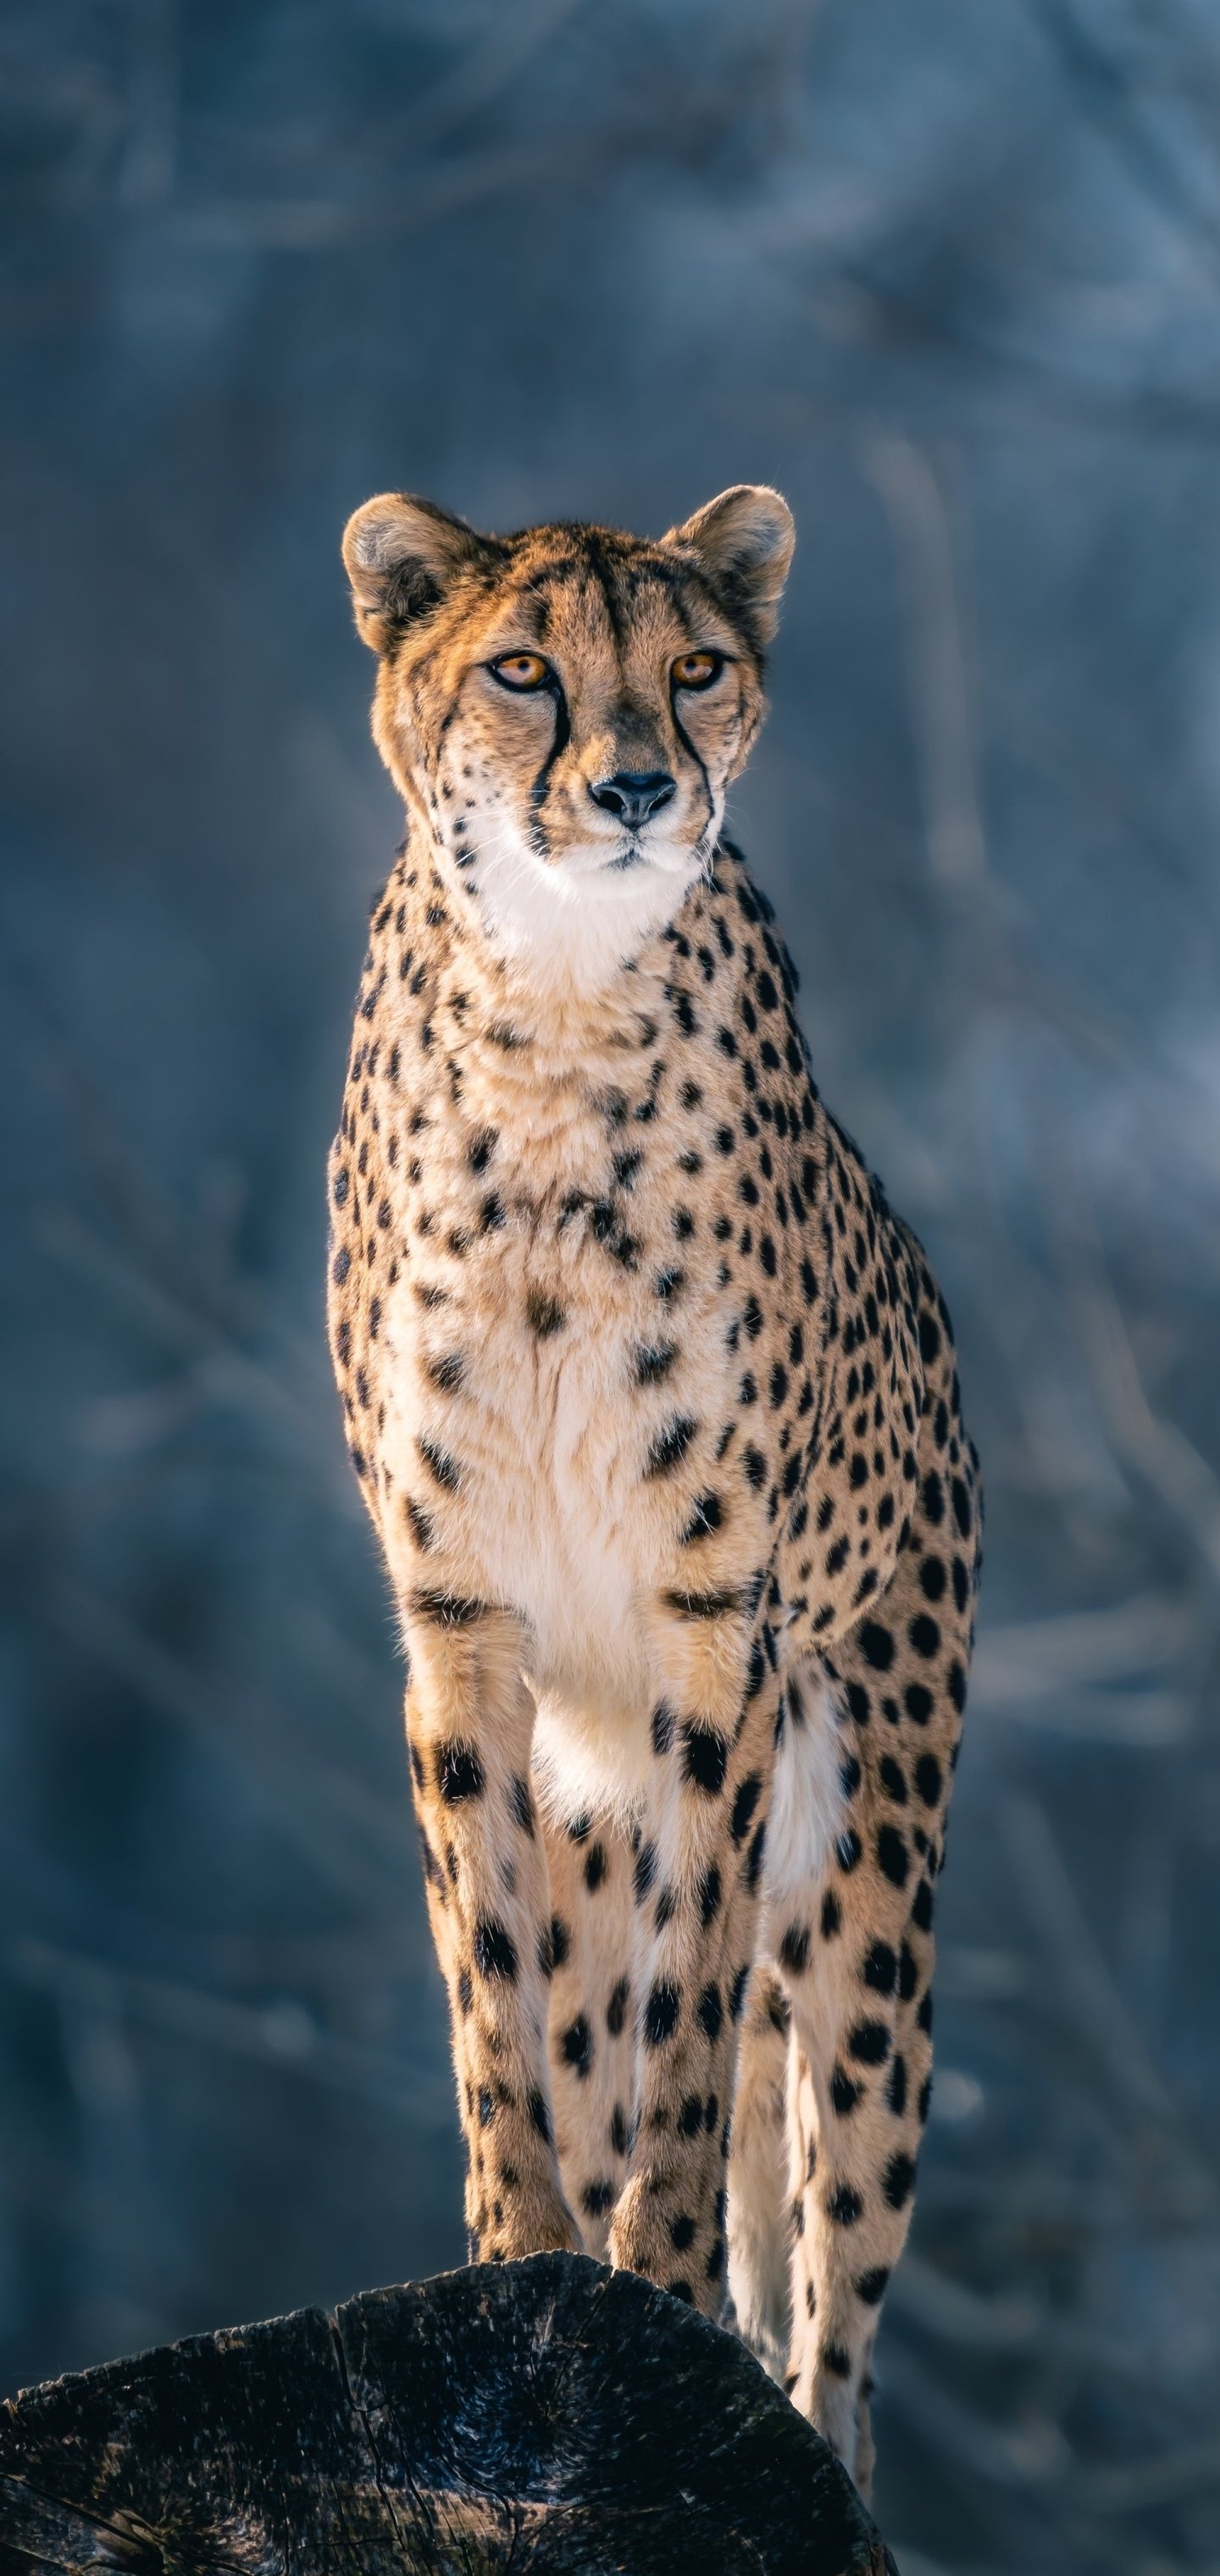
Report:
587,769,676,827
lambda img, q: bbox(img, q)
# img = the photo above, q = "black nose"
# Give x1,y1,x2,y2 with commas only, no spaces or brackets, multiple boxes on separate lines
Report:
587,769,676,828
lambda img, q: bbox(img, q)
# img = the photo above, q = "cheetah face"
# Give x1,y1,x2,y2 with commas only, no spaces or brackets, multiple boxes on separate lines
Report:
342,486,794,987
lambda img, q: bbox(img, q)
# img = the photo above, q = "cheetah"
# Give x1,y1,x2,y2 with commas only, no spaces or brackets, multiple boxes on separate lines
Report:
327,481,980,2495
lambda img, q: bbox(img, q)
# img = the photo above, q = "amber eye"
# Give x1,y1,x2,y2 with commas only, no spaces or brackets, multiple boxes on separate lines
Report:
672,650,724,691
490,652,551,691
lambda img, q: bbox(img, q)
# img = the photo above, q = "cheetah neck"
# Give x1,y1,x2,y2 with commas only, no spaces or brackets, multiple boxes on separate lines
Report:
401,777,713,1002
391,800,702,1072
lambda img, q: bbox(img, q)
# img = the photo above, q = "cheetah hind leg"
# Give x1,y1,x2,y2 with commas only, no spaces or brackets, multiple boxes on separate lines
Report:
538,1799,640,2257
724,1964,792,2379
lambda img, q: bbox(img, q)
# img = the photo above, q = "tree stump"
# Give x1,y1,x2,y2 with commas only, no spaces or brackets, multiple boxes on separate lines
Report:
0,2252,896,2573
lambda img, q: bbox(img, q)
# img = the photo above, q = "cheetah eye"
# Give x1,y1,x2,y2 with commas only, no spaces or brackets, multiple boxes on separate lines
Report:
672,650,724,691
490,652,552,692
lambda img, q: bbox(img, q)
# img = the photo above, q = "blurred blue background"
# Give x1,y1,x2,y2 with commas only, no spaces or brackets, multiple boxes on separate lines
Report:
3,5,1220,2568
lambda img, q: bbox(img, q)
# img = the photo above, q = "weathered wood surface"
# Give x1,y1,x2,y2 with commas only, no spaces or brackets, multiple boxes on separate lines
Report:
0,2253,896,2574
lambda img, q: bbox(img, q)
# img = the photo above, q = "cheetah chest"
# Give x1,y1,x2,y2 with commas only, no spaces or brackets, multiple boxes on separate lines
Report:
381,1185,741,1708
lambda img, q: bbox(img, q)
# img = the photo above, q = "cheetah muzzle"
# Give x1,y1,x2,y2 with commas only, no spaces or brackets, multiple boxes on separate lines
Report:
327,480,981,2499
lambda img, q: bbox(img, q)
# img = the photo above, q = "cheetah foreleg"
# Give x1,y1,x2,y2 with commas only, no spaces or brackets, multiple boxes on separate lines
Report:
541,1808,639,2257
724,1964,793,2376
404,1601,580,2263
607,1599,779,2317
779,1912,934,2498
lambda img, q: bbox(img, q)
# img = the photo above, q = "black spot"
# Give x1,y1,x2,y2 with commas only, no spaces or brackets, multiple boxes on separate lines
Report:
884,2151,917,2210
634,1842,657,1903
879,1755,907,1804
909,1613,940,1659
606,1977,630,2037
919,1555,946,1602
478,2088,495,2128
679,2093,702,2137
418,1435,460,1491
918,1312,941,1364
668,2279,694,2304
859,1621,894,1671
561,2015,594,2078
528,2088,551,2141
683,1725,728,1795
729,1963,750,2020
918,2074,934,2124
827,2184,863,2227
651,1702,676,1756
644,1982,681,2046
887,2056,907,2118
898,1942,918,2002
508,1774,535,1835
526,1290,566,1338
610,2103,629,2156
469,1127,497,1173
876,1826,910,1888
904,1682,933,1725
744,1821,767,1892
779,1924,811,1975
918,1988,934,2035
636,1341,678,1384
697,1984,724,2041
742,1443,768,1490
699,1865,722,1925
664,1586,744,1620
830,2065,862,2115
951,1475,973,1538
412,1589,488,1627
730,1774,762,1845
682,1491,723,1543
824,2343,851,2379
855,2266,890,2307
646,1416,698,1478
669,2213,696,2251
862,1940,897,1996
582,2179,616,2218
915,1752,943,1806
836,1829,862,1874
912,1877,934,1933
848,2020,891,2066
585,1840,608,1893
474,1920,518,1982
437,1742,485,1803
821,1890,842,1938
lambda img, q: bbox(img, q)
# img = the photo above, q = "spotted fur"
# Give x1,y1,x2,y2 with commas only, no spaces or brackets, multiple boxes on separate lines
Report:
328,485,981,2496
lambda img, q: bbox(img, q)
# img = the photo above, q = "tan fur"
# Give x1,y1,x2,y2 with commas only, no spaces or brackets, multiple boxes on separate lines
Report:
328,488,980,2494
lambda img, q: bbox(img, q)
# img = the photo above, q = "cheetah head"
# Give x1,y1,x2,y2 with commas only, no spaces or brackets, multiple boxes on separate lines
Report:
341,486,794,988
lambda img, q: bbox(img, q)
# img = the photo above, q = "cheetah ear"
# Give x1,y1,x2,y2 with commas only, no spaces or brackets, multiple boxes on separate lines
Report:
663,485,796,648
341,493,503,652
